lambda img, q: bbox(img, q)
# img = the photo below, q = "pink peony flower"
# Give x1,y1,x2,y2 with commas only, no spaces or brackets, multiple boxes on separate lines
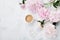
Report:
25,0,44,13
20,4,25,9
37,7,50,20
43,23,57,38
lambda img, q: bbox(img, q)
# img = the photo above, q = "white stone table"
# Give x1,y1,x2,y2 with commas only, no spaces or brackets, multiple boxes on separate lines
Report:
0,0,60,40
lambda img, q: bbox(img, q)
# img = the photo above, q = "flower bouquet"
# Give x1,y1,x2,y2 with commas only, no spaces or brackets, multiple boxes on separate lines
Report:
20,0,60,39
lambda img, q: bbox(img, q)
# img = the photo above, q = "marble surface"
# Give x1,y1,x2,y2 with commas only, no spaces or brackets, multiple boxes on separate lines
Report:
0,0,60,40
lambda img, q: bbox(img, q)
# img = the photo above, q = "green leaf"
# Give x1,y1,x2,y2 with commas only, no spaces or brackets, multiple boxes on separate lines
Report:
37,20,45,25
22,0,26,4
53,0,60,8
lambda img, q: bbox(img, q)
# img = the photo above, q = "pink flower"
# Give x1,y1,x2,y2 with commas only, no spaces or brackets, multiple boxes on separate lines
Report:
37,7,50,20
20,4,25,9
25,0,44,13
43,23,57,38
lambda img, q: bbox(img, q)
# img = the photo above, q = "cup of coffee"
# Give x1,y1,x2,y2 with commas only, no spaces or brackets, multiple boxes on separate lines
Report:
25,14,33,23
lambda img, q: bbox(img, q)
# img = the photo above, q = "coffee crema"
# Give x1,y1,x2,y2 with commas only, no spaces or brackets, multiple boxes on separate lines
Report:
25,15,33,23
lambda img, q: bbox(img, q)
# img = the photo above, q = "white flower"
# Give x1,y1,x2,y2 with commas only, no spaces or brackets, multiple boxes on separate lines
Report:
43,22,57,38
42,0,55,4
49,10,60,22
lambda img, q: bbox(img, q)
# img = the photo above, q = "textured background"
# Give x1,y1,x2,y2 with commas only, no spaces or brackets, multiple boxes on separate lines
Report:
0,0,60,40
